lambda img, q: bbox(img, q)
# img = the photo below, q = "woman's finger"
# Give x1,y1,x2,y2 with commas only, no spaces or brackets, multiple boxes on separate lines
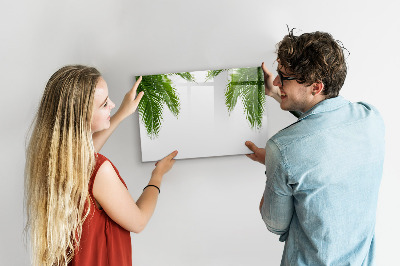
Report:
130,76,142,96
167,150,178,159
134,91,144,103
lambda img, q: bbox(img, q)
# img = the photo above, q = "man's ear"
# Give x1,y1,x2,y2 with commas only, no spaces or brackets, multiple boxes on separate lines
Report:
312,82,324,96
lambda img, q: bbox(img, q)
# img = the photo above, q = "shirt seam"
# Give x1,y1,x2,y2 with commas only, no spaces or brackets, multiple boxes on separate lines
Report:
276,115,374,150
269,138,293,193
298,98,350,121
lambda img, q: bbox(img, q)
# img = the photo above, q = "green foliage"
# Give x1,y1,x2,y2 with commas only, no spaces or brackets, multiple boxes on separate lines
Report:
137,67,266,139
172,72,196,82
136,74,180,139
205,69,226,81
225,67,266,129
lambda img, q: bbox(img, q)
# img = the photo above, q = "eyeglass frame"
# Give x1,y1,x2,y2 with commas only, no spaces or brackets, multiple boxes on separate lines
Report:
277,69,297,86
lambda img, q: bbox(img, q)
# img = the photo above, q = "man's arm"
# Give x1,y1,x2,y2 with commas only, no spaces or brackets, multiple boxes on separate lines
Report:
93,77,144,152
259,140,294,240
245,139,294,239
260,185,293,238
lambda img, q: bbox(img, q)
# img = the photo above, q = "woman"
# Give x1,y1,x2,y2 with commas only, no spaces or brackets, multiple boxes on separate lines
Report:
25,65,177,265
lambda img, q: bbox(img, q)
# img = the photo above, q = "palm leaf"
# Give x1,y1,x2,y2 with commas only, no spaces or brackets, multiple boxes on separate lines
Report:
136,74,180,139
205,69,226,81
225,67,266,129
171,72,196,82
225,80,241,112
159,74,180,116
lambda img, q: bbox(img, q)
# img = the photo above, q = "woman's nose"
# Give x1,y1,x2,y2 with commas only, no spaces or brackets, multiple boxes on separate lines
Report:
109,100,115,109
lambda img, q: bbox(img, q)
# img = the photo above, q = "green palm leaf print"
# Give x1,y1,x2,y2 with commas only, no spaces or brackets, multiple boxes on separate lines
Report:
136,74,180,139
225,67,266,129
137,67,266,139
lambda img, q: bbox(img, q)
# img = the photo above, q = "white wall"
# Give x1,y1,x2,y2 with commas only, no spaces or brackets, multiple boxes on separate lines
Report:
1,0,399,265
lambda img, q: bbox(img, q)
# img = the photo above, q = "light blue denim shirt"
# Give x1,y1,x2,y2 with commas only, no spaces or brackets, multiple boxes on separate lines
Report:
261,96,385,266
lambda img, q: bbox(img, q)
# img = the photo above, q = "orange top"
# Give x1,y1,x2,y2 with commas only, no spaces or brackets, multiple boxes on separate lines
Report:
69,153,132,266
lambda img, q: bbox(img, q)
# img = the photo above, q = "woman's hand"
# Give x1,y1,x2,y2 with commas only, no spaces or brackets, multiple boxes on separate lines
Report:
152,150,178,178
262,62,281,103
115,76,144,120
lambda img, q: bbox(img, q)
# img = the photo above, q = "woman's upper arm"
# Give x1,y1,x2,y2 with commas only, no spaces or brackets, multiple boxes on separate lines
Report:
92,161,144,233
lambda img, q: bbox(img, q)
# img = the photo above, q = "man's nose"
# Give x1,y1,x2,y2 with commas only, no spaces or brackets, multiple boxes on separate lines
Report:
273,75,281,87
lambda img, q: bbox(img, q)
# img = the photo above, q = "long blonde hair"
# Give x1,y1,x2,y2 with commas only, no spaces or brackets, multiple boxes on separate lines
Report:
25,65,101,265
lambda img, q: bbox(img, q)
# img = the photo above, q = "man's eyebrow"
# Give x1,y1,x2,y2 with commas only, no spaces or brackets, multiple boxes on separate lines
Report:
277,68,284,75
277,68,292,77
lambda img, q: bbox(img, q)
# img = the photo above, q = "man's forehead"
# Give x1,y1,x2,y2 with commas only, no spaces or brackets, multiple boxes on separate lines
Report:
277,63,294,76
276,64,286,73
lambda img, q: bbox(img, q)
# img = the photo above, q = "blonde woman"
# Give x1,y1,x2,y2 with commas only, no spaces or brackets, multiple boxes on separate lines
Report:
25,65,177,266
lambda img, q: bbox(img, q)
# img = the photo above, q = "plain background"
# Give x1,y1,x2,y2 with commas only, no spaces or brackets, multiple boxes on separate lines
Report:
1,0,399,265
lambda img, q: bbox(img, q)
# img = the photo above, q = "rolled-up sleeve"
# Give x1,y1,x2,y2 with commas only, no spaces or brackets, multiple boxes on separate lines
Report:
260,139,294,241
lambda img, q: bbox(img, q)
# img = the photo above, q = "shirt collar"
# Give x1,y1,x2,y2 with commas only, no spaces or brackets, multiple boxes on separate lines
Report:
298,95,350,121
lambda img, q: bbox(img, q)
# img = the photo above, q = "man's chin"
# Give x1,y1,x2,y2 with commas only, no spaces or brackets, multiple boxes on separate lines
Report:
279,103,290,111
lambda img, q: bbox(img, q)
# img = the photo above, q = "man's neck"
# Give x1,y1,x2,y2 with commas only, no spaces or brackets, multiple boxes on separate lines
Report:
301,95,327,113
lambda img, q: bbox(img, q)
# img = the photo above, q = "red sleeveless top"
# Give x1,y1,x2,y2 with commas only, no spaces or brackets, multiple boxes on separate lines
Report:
69,153,132,266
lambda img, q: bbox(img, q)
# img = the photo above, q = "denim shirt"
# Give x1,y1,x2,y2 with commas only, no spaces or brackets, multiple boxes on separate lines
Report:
260,96,385,266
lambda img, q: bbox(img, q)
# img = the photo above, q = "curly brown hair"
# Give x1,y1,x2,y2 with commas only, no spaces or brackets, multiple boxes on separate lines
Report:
277,30,348,98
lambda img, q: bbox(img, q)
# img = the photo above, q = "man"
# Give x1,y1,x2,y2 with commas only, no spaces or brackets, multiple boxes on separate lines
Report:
245,31,385,265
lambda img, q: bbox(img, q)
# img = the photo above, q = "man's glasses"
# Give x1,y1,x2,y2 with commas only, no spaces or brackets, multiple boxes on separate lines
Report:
277,70,297,86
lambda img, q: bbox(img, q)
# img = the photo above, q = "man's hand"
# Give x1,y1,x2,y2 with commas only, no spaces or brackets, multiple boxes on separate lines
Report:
262,62,281,103
245,141,266,165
